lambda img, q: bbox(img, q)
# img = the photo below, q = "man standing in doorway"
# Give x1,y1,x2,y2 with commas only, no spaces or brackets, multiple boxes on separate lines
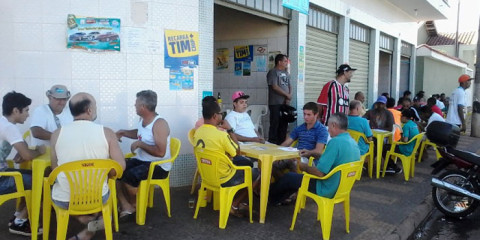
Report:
267,54,291,144
317,64,356,125
446,74,473,133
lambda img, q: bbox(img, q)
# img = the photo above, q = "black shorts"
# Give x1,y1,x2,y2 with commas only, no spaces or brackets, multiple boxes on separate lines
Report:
221,168,260,187
121,158,169,187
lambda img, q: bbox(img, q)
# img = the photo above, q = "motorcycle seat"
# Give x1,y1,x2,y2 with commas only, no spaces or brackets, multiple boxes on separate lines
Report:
448,148,480,166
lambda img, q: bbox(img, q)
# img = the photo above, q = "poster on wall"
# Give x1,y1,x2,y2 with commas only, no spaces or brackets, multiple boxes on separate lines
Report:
164,30,199,69
234,62,243,76
243,61,251,76
215,48,229,70
268,51,281,70
169,68,194,91
282,0,309,15
252,45,268,72
234,45,254,62
66,14,121,51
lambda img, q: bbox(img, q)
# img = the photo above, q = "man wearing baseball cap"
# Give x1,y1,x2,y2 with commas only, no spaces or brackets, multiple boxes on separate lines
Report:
224,91,265,143
30,85,73,146
317,64,356,126
446,74,473,132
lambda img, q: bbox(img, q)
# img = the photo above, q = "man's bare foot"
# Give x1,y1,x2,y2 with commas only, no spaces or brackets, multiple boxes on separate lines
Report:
68,228,95,240
76,215,97,225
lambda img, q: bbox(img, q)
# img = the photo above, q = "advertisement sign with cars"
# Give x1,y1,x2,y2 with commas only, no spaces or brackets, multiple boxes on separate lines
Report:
66,14,120,51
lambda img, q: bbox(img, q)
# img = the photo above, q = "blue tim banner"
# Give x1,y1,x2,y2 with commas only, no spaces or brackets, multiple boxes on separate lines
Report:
282,0,309,15
234,45,254,62
66,14,121,51
164,30,199,69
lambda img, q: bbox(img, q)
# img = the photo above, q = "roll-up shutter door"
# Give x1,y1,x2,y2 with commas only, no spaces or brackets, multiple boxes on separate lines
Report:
305,27,337,103
348,39,369,104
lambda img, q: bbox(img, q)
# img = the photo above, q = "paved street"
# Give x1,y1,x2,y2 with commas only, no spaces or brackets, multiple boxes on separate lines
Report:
0,135,478,240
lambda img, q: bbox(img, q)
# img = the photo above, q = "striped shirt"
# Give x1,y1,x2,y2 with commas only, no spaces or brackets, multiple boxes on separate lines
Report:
317,79,350,125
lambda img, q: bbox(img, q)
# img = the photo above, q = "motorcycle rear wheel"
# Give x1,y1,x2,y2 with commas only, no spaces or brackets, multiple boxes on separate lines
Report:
432,170,479,218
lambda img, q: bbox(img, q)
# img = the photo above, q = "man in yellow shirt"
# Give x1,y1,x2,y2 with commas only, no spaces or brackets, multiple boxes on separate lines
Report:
193,97,259,217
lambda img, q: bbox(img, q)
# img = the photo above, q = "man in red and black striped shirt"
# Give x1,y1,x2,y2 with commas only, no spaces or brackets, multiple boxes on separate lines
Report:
317,64,356,125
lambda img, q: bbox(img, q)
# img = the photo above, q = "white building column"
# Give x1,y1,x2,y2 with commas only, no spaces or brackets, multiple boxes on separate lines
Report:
337,16,350,65
288,10,307,123
391,37,401,101
409,44,416,94
198,0,214,117
368,29,380,107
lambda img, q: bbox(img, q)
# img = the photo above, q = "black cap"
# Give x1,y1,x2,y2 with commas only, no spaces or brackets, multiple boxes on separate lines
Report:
336,64,357,74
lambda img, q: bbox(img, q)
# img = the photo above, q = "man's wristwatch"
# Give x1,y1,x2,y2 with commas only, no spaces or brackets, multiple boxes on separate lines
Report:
227,128,234,133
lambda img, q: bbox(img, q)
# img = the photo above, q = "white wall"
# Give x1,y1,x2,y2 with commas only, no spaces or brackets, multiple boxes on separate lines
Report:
0,0,205,186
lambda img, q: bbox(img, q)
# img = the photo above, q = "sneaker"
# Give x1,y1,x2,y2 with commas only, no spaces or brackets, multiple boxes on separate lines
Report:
87,218,105,232
9,219,43,236
384,166,396,174
384,166,403,174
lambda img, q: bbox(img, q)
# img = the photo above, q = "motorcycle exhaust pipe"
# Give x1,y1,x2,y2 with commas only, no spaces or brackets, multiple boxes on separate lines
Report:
431,178,480,201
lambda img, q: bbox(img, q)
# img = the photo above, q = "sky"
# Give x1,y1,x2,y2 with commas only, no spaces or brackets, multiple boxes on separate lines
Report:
435,0,480,33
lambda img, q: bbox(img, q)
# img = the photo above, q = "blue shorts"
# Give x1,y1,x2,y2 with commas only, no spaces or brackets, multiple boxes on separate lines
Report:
0,168,32,195
121,158,169,187
53,191,110,209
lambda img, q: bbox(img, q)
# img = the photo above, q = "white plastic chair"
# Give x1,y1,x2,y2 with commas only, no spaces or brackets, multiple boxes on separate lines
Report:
246,105,268,136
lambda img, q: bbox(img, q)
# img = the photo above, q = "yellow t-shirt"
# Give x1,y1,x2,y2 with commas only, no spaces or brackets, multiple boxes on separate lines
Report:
193,124,239,182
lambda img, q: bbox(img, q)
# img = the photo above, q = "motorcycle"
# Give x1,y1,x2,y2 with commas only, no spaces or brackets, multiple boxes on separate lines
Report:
427,121,480,218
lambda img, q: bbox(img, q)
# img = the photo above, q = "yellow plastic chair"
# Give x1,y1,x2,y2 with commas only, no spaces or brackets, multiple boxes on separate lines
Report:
136,137,181,225
347,130,374,179
42,159,123,240
0,171,32,220
418,138,441,162
188,129,200,195
290,160,363,240
382,133,425,181
193,148,253,229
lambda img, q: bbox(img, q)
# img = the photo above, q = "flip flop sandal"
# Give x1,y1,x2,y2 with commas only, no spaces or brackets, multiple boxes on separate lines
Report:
230,205,246,218
87,216,105,232
119,210,135,218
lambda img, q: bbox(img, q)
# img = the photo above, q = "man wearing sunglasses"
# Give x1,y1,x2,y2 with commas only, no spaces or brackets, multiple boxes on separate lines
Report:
30,85,73,146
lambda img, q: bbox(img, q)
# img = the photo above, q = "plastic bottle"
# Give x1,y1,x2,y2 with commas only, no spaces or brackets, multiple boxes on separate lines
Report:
217,92,223,110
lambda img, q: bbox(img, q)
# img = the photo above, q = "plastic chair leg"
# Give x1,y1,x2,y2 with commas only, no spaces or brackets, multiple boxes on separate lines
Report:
136,181,148,225
42,195,51,240
290,192,303,231
102,204,113,240
109,180,119,232
368,154,374,178
218,188,235,229
344,198,350,233
55,210,70,240
190,168,199,195
401,157,411,181
213,191,220,211
193,187,206,219
319,201,334,240
382,152,391,177
247,185,253,223
161,184,171,217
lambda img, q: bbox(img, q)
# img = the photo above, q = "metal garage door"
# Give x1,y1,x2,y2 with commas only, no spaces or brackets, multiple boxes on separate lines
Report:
348,40,369,104
305,27,337,103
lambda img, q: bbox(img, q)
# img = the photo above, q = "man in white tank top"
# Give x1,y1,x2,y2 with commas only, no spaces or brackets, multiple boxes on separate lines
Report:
50,93,125,240
116,90,171,217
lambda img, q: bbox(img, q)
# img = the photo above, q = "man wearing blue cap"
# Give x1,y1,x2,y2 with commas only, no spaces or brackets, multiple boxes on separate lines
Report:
364,96,394,132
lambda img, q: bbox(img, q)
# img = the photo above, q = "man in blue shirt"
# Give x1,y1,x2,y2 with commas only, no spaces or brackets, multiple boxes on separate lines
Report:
298,113,361,198
268,102,328,205
347,100,373,155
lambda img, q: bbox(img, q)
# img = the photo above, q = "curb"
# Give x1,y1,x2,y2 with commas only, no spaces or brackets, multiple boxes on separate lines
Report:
385,194,435,240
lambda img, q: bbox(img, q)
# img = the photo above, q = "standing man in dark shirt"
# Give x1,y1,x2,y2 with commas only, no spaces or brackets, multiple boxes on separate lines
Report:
267,54,291,144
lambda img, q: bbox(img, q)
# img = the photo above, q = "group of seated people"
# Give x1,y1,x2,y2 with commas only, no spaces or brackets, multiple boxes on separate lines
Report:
1,86,172,240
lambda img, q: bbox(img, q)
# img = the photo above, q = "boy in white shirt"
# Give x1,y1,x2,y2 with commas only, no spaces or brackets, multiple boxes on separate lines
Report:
224,91,265,143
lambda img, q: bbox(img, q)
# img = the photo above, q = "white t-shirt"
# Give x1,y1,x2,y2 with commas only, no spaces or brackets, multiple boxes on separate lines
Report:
446,87,466,125
30,104,73,146
136,115,172,171
426,112,445,130
0,116,24,169
225,110,257,138
436,99,445,110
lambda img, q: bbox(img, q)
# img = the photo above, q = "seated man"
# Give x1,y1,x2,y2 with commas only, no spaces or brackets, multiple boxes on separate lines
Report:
116,90,171,217
384,109,420,174
194,99,259,217
269,102,328,205
364,96,394,132
419,105,445,132
298,113,360,198
224,91,265,143
1,91,45,236
347,100,373,156
50,92,125,240
30,85,73,146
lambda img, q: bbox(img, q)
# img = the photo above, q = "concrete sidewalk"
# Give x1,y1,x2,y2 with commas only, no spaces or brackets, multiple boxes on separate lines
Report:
0,135,478,240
